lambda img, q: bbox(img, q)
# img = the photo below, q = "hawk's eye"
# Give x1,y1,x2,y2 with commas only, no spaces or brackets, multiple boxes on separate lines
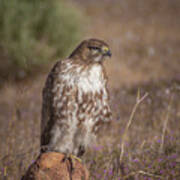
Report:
88,46,100,51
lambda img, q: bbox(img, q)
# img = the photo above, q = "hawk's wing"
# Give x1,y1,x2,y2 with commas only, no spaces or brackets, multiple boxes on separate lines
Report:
41,60,61,147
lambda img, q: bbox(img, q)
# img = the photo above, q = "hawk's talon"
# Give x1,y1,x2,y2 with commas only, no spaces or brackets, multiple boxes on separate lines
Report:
62,154,82,171
70,154,82,163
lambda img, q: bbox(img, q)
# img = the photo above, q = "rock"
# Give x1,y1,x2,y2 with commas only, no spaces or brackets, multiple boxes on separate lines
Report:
22,152,89,180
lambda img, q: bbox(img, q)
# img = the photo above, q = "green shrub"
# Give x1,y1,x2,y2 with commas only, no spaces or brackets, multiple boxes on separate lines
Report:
0,0,83,79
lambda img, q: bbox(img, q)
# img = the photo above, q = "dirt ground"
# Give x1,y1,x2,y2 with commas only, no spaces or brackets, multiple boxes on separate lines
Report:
0,0,180,179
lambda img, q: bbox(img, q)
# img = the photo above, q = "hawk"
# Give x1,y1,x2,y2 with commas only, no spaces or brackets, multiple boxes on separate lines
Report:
41,39,112,157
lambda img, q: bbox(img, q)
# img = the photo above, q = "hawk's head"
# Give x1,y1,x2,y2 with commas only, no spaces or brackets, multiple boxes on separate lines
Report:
69,39,112,63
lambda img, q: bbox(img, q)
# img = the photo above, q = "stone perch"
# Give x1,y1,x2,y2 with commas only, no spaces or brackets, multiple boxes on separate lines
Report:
22,152,89,180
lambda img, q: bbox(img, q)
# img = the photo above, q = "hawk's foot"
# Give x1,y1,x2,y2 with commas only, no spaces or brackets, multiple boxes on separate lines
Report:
62,154,82,172
70,154,82,163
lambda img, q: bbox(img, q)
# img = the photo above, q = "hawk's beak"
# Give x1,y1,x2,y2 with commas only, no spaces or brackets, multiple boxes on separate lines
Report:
102,47,112,57
105,50,112,57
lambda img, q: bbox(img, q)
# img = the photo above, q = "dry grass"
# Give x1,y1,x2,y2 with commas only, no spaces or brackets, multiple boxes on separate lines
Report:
1,0,180,179
85,79,180,180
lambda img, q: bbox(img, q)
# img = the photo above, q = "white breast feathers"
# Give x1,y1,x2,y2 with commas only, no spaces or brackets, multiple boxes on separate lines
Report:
77,64,105,94
60,63,106,94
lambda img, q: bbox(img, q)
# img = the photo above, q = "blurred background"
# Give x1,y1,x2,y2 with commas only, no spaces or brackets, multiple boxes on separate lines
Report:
0,0,180,179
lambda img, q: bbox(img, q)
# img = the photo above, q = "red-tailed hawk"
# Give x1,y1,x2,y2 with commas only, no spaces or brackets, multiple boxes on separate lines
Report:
41,39,112,157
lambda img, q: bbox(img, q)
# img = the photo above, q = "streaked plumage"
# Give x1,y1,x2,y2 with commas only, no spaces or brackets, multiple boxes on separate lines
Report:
41,39,112,157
